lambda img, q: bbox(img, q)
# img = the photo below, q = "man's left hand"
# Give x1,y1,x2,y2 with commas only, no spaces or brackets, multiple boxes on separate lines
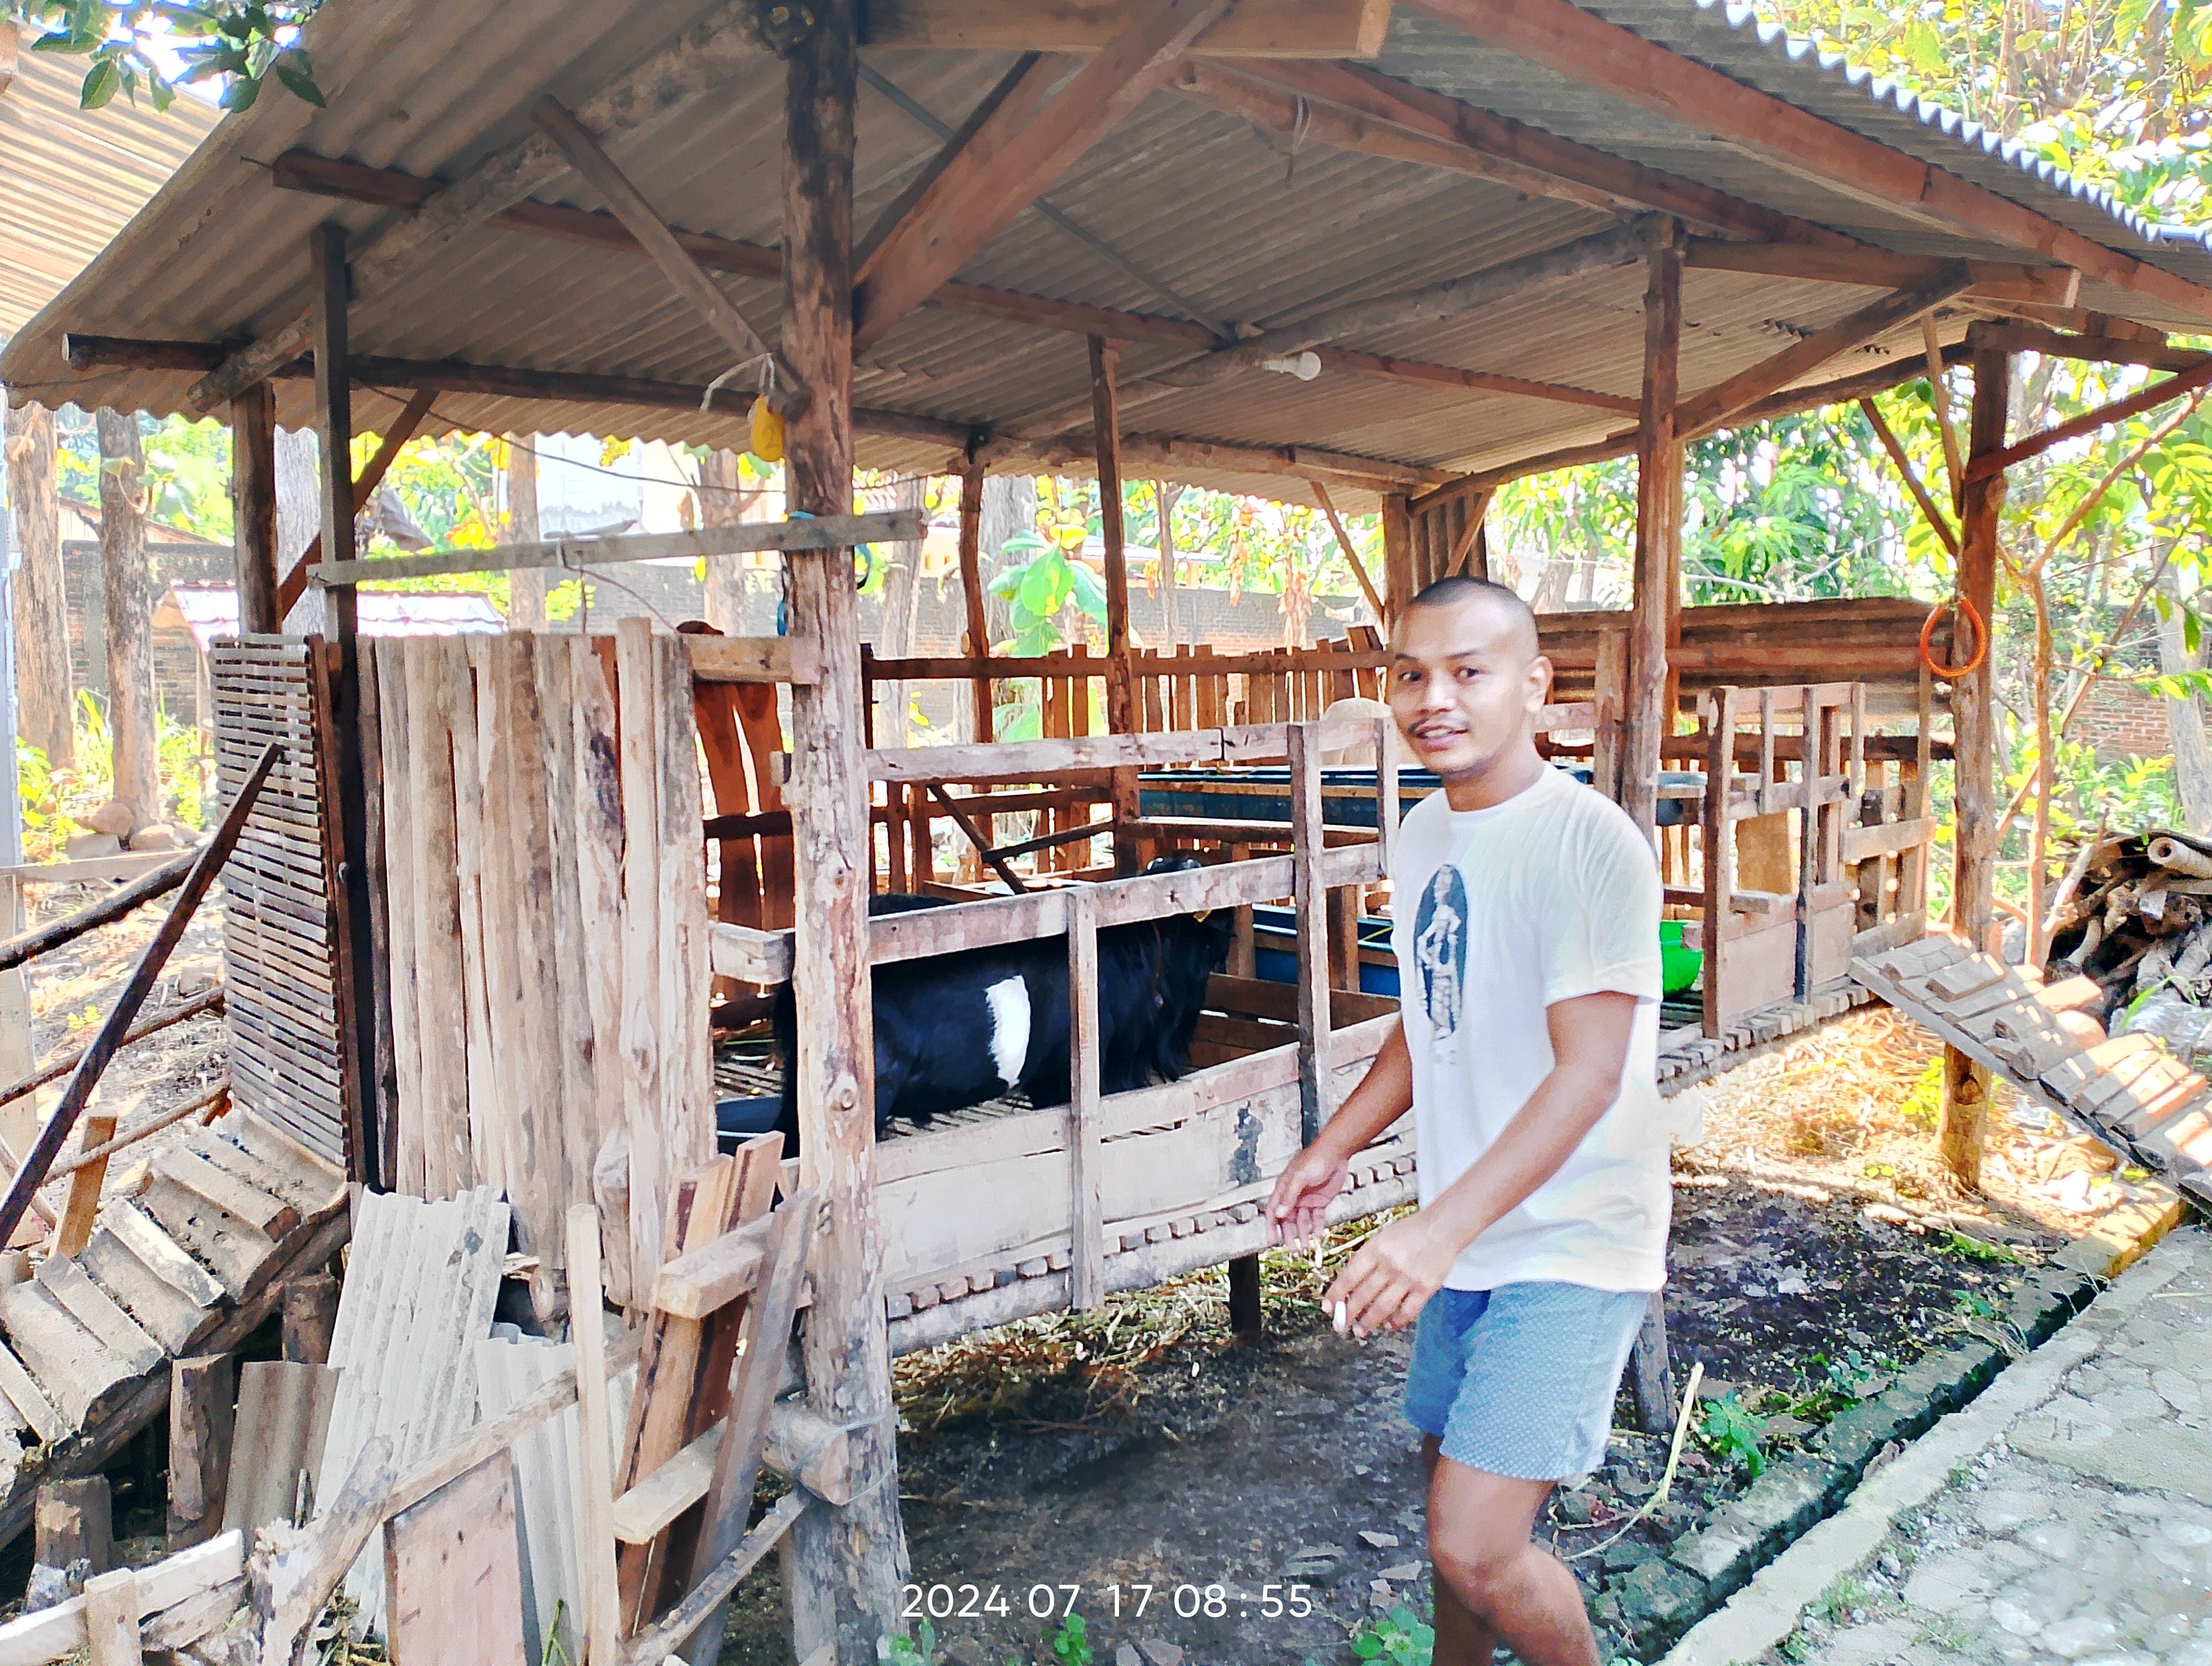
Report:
1324,1214,1458,1337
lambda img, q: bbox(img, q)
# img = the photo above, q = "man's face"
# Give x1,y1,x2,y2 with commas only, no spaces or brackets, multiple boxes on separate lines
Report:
1386,593,1551,781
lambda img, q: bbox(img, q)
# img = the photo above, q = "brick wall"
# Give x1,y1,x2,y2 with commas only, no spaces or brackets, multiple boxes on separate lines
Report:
2074,678,2174,762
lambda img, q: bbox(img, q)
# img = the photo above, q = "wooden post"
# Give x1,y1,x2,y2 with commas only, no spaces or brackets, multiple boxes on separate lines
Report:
1090,336,1141,875
82,1568,141,1666
95,408,159,828
233,382,280,635
957,456,992,744
1227,1253,1263,1338
167,1355,235,1551
281,1273,339,1364
1700,689,1739,1040
1289,722,1332,1143
311,221,382,1190
1623,221,1682,840
36,1477,112,1579
1942,343,2011,1188
565,1207,622,1666
777,3,905,1657
1066,885,1105,1310
1380,493,1414,626
4,398,74,768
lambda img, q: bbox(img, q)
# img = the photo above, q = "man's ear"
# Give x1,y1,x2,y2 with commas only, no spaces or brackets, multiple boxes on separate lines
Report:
1525,653,1554,710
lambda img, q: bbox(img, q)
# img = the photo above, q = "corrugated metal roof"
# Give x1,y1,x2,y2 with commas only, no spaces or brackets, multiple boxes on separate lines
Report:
2,0,2202,510
0,32,218,338
162,582,504,648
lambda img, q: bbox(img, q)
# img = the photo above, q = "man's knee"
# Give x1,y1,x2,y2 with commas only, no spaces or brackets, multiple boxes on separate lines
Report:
1429,1529,1528,1615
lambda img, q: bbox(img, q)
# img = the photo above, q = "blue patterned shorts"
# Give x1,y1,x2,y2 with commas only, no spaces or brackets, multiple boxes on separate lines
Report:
1403,1281,1652,1482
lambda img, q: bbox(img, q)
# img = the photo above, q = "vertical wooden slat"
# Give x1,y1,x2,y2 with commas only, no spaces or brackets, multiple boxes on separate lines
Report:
1289,723,1331,1144
1066,885,1104,1312
570,637,632,1309
1701,688,1738,1041
444,641,496,1193
957,456,992,744
374,642,425,1200
616,619,668,1287
411,642,471,1203
657,634,713,1193
565,1206,623,1666
537,638,597,1254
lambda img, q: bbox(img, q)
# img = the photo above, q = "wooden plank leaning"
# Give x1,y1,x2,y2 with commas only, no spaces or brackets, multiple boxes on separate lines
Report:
0,744,280,1254
673,1187,818,1666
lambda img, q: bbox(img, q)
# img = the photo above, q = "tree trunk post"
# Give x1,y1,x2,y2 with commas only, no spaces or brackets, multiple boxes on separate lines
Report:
776,4,906,1657
232,383,281,635
1624,221,1682,842
4,398,73,767
1089,336,1140,873
1381,492,1413,629
504,434,545,630
95,408,159,831
877,476,924,748
1942,343,2011,1188
1155,480,1184,648
312,221,381,1191
957,456,992,744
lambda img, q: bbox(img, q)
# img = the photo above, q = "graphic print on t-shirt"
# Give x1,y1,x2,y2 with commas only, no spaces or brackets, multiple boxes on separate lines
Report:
1414,864,1469,1059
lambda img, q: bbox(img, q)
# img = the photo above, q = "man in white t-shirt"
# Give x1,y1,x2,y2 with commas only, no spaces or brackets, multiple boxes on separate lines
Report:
1268,576,1666,1666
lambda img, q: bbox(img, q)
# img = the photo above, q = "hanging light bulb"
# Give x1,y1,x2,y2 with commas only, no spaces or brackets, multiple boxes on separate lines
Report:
1261,351,1322,381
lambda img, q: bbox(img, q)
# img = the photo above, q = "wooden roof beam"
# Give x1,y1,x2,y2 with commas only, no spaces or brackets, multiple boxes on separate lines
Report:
851,0,1235,354
1683,239,2079,308
1961,321,2210,374
1406,0,2212,325
62,335,979,452
979,427,1442,492
1409,337,1975,515
530,95,805,416
1963,350,2212,480
183,0,770,412
1674,261,1976,441
860,0,1393,55
1314,345,1636,412
1244,59,1855,249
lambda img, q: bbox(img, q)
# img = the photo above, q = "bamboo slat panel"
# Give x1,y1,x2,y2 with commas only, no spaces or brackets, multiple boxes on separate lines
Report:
212,637,348,1169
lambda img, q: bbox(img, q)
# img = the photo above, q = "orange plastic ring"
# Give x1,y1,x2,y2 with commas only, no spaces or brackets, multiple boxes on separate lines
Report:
1920,594,1987,680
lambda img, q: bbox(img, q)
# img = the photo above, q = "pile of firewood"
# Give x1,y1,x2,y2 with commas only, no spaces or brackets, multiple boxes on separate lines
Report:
2045,829,2212,1023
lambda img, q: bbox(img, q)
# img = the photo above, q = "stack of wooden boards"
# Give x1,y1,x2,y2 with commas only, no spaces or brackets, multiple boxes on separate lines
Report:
0,1109,346,1536
1854,937,2212,1210
366,621,714,1319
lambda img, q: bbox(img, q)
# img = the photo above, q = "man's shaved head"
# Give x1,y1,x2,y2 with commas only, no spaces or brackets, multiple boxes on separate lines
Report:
1397,575,1541,661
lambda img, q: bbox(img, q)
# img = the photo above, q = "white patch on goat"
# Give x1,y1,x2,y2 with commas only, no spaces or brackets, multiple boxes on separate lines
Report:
983,976,1031,1087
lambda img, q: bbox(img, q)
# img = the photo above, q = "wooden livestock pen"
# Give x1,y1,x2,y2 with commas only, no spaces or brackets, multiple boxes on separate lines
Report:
11,0,2212,1656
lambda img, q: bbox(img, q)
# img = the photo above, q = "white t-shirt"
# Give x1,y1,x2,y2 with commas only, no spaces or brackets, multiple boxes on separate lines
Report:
1390,764,1669,1293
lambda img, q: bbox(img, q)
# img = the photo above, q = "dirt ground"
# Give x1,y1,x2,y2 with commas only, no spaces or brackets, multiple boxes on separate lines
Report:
717,1009,2087,1666
8,880,229,1234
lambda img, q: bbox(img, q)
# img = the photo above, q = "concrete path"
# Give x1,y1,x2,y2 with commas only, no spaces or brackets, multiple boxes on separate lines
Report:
1664,1225,2212,1666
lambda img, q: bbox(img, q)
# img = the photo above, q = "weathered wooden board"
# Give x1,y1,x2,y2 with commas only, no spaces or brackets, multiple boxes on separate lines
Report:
382,1451,528,1666
223,1361,339,1537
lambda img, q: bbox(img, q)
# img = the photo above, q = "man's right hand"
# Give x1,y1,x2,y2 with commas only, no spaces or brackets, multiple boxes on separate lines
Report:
1268,1143,1349,1251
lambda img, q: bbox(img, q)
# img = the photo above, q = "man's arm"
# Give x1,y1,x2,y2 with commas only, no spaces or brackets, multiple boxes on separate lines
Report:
1327,990,1637,1335
1265,1019,1413,1250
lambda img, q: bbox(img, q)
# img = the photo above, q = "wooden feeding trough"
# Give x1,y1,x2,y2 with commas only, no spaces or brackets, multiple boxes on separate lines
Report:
10,0,2212,1652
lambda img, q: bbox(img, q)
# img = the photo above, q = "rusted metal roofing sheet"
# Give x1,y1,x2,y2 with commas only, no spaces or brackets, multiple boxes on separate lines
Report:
0,34,218,338
2,0,2203,510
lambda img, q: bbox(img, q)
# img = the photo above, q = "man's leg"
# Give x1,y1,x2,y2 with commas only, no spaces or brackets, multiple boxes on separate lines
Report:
1425,1444,1598,1666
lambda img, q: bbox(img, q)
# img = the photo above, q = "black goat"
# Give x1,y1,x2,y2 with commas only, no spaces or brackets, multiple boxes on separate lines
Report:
774,855,1233,1150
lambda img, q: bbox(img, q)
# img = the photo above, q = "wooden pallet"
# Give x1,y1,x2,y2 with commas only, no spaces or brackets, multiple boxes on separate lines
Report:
0,1110,348,1542
1854,937,2212,1212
